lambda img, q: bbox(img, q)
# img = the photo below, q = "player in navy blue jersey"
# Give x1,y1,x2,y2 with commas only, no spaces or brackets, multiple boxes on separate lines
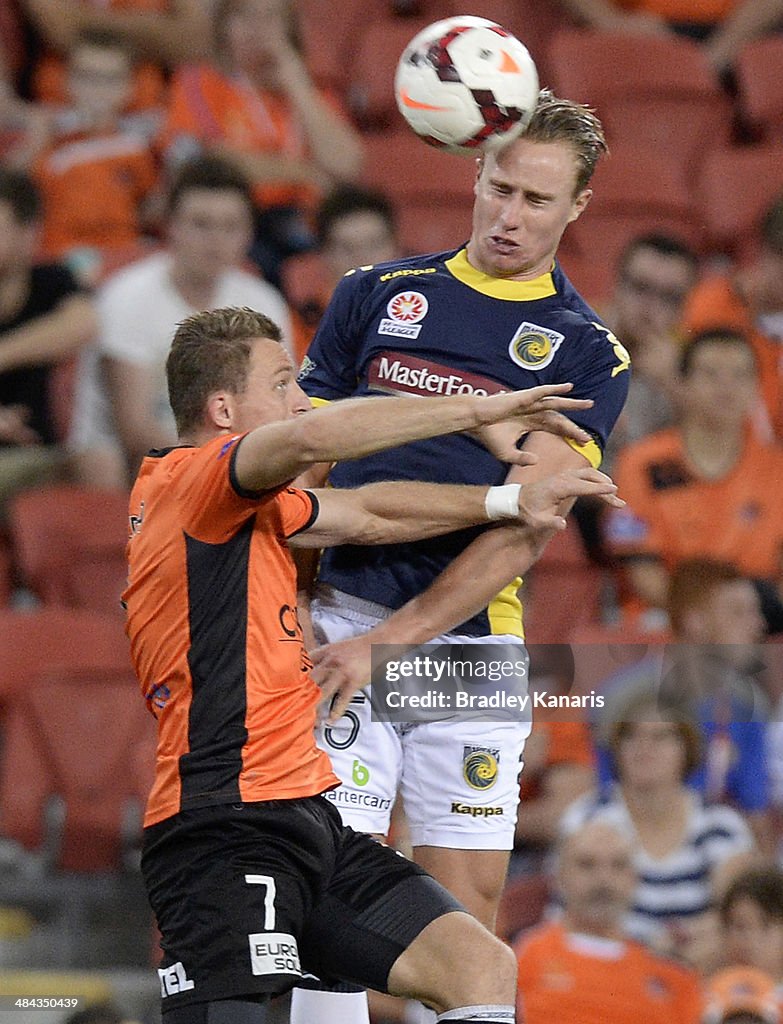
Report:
292,89,630,1024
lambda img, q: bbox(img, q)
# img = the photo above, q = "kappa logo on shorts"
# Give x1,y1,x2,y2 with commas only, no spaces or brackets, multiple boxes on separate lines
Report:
378,291,429,339
450,802,504,817
508,321,565,370
249,933,302,977
462,746,500,791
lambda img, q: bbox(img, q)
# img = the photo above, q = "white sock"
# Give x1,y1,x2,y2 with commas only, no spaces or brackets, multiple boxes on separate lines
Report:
289,986,370,1024
436,1007,515,1022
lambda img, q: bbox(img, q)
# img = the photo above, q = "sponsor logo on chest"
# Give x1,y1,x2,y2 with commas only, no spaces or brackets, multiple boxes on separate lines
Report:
368,350,507,398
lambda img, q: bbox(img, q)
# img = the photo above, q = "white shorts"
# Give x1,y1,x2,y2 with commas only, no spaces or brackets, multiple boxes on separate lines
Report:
312,587,531,850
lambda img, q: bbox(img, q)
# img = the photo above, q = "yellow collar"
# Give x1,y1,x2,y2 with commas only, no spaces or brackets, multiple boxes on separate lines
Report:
444,249,556,301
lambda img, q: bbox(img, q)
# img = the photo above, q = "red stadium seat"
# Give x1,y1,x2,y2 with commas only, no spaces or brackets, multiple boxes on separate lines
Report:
0,606,131,713
496,872,550,942
565,142,704,296
397,199,473,254
0,666,153,871
695,144,783,257
280,252,334,311
8,485,129,617
522,521,605,645
0,533,11,608
349,16,434,128
547,29,732,182
361,129,477,201
735,36,783,143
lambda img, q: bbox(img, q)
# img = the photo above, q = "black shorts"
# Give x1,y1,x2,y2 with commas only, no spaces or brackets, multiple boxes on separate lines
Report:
141,795,463,1011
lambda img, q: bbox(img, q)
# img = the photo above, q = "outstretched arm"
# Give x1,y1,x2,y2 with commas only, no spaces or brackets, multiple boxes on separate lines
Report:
232,383,592,492
291,467,619,548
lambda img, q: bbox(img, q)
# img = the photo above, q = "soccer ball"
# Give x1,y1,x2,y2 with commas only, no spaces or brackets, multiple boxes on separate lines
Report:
394,15,540,155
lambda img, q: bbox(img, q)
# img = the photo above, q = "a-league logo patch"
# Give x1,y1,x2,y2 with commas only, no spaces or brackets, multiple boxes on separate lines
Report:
378,291,429,339
387,291,428,323
508,321,565,370
462,746,500,790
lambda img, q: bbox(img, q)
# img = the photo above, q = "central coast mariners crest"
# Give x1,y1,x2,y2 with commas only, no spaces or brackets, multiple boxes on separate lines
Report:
509,321,565,370
463,746,500,790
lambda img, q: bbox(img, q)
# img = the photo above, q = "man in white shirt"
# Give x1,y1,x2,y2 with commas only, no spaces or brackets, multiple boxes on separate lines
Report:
70,155,292,487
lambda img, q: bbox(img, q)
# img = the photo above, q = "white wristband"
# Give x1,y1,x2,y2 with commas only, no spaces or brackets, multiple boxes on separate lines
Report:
485,483,522,520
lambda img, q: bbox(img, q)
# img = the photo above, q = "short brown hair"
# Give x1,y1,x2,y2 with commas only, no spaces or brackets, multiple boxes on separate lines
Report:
667,558,744,636
524,88,608,193
720,866,783,924
167,306,282,435
609,693,702,778
166,155,254,218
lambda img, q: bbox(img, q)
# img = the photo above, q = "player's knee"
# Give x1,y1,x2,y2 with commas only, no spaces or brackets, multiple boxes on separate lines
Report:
390,912,517,1011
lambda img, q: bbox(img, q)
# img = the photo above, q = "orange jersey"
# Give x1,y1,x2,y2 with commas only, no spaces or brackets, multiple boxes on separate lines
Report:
684,273,783,440
161,64,323,210
616,0,737,23
33,0,168,111
607,426,783,580
35,129,157,256
124,434,338,827
516,921,703,1024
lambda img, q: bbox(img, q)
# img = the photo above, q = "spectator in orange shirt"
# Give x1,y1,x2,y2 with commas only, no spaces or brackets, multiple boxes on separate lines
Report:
604,327,783,616
160,0,364,286
20,0,212,112
286,184,401,362
555,0,783,72
685,192,783,444
515,818,704,1024
26,29,158,261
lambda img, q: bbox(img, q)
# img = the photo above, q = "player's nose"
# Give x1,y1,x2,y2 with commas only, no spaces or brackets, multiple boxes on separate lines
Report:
289,380,312,416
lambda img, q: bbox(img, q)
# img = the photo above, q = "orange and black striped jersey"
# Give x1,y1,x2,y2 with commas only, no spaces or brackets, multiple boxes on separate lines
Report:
124,433,338,827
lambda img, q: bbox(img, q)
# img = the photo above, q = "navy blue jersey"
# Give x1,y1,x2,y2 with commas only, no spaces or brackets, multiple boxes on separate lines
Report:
300,247,630,636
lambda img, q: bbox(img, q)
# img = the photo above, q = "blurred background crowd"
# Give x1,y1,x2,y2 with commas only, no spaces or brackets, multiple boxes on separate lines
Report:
2,0,783,1021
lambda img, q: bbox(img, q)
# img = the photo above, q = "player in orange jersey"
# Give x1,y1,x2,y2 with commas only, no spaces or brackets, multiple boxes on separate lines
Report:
127,306,623,1024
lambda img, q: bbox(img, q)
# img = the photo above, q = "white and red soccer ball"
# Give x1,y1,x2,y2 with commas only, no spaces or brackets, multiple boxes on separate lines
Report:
394,15,540,155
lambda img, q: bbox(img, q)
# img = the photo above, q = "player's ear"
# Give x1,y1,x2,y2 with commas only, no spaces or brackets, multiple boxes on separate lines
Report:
568,188,592,223
205,391,233,430
474,154,485,191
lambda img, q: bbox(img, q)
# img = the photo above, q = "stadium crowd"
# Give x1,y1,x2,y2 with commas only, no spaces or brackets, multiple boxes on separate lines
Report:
2,1,783,1022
